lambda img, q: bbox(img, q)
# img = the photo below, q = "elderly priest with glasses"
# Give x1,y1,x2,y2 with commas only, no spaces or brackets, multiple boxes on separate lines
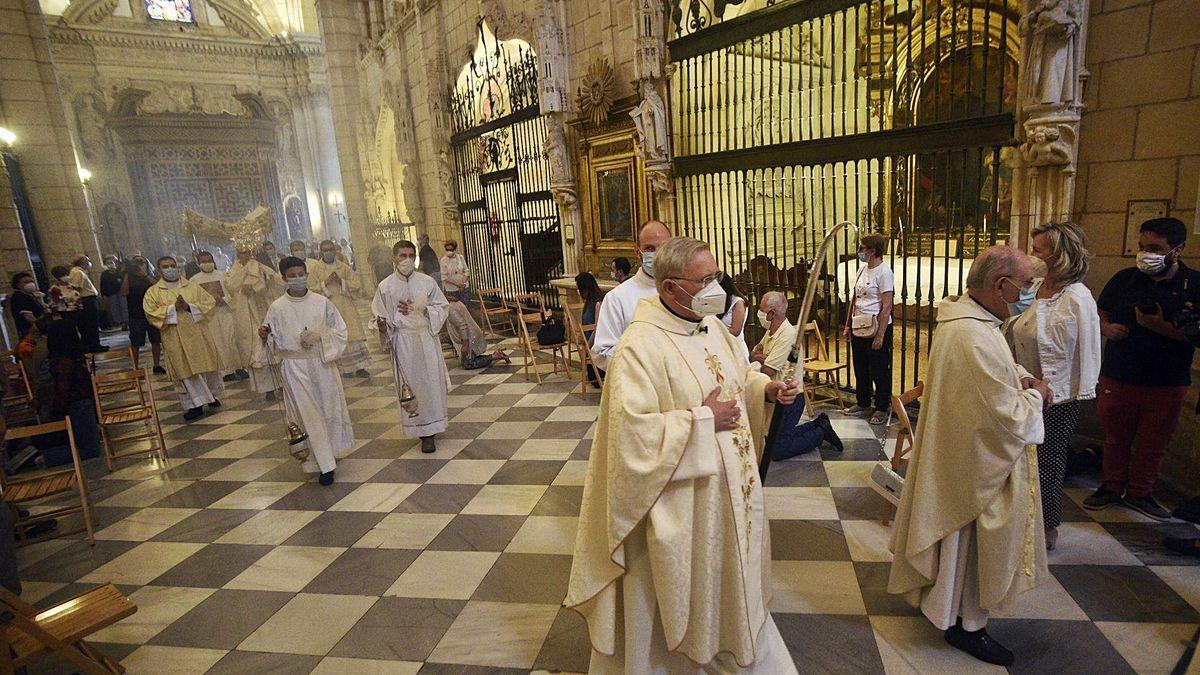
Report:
567,236,800,673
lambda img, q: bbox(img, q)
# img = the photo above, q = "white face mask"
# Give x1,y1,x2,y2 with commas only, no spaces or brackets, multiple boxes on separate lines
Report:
199,262,215,273
21,282,36,294
1136,251,1169,275
857,251,870,263
756,309,771,326
395,259,415,275
641,251,655,278
678,279,726,317
57,276,70,284
287,275,309,292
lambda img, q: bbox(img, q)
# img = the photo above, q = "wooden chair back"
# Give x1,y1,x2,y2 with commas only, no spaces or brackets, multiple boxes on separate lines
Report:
890,381,924,472
0,583,135,673
476,287,515,336
87,347,136,374
1,417,96,546
564,302,602,393
0,352,33,401
90,368,167,471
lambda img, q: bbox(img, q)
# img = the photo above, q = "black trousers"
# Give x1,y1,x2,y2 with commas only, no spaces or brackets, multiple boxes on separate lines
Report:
850,323,893,411
78,295,102,350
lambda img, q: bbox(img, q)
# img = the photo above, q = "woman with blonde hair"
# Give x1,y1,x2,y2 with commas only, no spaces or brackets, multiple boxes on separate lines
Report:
1005,221,1101,550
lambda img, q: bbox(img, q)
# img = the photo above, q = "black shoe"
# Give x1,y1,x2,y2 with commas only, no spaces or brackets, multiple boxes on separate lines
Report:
222,373,238,383
153,366,167,375
318,471,335,486
1123,494,1171,521
420,436,436,454
815,413,843,452
266,391,276,402
183,407,204,421
1083,486,1123,510
355,369,370,378
21,519,58,539
235,369,249,380
944,625,1014,667
1163,537,1200,557
209,399,221,410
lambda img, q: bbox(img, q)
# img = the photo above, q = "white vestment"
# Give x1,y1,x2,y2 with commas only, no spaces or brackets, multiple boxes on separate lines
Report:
568,298,796,674
225,258,280,393
371,271,450,437
590,268,658,371
308,258,372,374
188,269,240,374
889,294,1049,630
255,292,354,474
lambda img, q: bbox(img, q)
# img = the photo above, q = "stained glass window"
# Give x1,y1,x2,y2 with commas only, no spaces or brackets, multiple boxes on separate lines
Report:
146,0,193,23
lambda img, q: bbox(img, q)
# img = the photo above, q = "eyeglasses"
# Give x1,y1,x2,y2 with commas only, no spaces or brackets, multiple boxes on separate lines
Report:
669,270,725,286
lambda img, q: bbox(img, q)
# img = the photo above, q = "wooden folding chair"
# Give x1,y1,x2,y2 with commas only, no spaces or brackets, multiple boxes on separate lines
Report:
2,417,97,546
882,381,923,526
0,351,37,424
476,287,515,338
564,302,603,394
800,321,848,412
88,347,139,397
0,583,135,674
90,369,167,471
513,293,568,384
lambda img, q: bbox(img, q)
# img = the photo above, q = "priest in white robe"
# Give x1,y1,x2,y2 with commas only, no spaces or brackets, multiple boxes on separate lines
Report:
226,245,281,399
189,250,245,382
888,246,1052,667
590,220,670,371
142,256,224,421
310,239,372,378
372,239,450,454
567,236,800,674
256,256,354,485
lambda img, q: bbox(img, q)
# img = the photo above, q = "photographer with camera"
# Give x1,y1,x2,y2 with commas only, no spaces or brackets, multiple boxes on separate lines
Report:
1084,217,1200,520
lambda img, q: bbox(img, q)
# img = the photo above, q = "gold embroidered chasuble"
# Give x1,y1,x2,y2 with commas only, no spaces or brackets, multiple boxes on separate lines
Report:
567,297,785,668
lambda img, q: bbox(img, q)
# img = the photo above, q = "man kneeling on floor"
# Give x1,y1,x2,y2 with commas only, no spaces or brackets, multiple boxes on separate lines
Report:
256,256,354,486
445,293,511,370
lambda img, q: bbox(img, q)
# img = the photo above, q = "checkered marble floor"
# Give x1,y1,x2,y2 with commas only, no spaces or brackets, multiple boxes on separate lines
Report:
14,337,1200,674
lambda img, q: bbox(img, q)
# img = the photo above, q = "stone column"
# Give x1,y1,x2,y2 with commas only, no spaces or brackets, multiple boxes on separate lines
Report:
631,0,675,227
314,0,375,288
1009,0,1089,248
0,0,101,271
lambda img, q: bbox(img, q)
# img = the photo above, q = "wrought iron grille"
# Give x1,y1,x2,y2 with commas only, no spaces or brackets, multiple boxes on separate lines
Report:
451,20,564,311
669,0,1019,394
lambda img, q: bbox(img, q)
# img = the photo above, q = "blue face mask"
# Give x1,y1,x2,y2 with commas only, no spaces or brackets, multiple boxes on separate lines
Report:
1008,283,1035,316
857,251,870,263
641,251,655,278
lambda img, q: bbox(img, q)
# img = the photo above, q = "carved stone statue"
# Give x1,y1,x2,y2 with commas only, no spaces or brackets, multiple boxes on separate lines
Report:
1018,0,1083,109
73,91,114,163
1019,123,1074,168
543,116,572,187
630,80,670,163
437,148,455,205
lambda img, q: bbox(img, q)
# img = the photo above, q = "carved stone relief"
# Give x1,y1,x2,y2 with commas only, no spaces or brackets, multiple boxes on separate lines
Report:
536,0,570,113
480,0,537,41
577,58,615,127
73,90,116,163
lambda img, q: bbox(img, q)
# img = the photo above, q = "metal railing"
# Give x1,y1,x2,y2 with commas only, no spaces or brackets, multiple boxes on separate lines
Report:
669,0,1018,394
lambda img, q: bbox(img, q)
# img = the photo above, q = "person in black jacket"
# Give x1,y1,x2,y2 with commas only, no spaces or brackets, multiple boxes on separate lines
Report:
100,255,126,330
8,271,47,337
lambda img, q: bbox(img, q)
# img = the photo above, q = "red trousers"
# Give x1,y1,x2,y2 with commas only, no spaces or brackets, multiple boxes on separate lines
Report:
1096,376,1189,498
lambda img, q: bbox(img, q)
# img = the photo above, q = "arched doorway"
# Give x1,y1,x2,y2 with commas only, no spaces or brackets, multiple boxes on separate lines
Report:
284,195,312,241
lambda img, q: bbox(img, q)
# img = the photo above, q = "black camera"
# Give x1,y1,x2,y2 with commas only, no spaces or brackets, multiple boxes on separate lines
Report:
1172,305,1200,347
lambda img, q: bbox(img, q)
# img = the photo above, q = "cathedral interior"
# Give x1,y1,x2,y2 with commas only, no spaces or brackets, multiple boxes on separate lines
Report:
0,0,1199,671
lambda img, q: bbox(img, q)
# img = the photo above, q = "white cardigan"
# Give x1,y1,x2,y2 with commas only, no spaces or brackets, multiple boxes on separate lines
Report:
1005,281,1102,404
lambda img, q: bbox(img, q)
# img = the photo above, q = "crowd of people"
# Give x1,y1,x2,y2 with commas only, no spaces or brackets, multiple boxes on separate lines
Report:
2,216,1197,670
565,216,1198,670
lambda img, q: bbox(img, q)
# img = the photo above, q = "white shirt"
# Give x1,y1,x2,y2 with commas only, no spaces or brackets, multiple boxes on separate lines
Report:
440,253,469,292
853,262,894,324
590,268,658,370
720,296,750,361
1005,281,1101,404
753,318,798,380
69,266,98,298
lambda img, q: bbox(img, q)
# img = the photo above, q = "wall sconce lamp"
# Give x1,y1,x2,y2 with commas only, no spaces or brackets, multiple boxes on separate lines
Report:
0,127,15,147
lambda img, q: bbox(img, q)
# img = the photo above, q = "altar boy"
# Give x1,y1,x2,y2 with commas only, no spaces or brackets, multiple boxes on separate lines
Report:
257,256,354,485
